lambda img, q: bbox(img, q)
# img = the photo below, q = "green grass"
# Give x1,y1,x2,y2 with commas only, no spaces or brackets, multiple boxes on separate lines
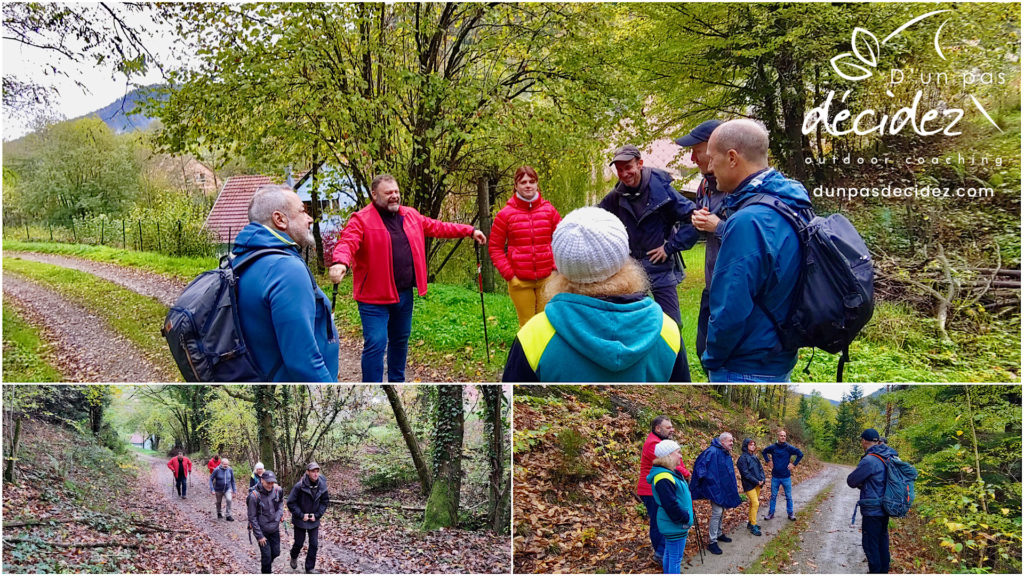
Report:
127,445,163,457
747,485,834,573
2,257,181,381
2,305,63,382
2,240,217,281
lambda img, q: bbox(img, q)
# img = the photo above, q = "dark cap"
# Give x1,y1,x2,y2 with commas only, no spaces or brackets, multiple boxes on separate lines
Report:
609,145,642,165
306,462,321,471
261,470,278,483
674,119,724,147
860,428,881,442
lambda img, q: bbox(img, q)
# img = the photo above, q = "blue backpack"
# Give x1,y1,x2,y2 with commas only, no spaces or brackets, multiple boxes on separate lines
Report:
161,249,291,381
858,452,918,519
737,194,875,381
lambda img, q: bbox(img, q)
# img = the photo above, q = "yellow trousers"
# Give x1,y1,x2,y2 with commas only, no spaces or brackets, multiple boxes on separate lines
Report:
508,276,548,327
746,486,760,524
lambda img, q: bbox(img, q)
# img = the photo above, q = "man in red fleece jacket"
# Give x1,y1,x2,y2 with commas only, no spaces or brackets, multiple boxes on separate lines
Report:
637,416,691,562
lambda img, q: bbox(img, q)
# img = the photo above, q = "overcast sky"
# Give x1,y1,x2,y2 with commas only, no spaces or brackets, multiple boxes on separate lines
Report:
791,384,886,402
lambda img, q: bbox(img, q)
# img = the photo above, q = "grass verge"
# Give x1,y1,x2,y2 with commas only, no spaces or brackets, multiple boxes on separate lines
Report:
747,484,835,574
3,240,217,281
1,305,63,382
3,258,180,381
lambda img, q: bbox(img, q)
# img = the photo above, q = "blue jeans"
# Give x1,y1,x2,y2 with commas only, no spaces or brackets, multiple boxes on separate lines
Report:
769,476,793,516
663,535,687,574
357,289,414,382
708,369,791,383
641,495,665,558
175,476,187,497
862,515,891,573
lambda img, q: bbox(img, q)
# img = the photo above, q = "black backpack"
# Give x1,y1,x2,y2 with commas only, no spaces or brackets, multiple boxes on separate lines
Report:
161,249,291,381
738,194,875,381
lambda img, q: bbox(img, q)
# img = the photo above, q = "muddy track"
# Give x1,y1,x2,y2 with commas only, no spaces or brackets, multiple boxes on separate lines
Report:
3,275,171,382
138,454,388,574
783,464,866,573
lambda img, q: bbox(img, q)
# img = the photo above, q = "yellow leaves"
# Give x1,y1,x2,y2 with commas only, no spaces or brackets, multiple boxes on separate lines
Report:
1000,508,1010,515
956,430,964,436
945,521,966,531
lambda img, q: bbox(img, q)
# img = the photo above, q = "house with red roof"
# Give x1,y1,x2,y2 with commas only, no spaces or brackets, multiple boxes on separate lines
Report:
204,174,277,244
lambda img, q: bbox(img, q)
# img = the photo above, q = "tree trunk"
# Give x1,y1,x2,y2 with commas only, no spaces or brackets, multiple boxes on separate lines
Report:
883,384,893,438
382,385,433,497
963,385,986,513
310,155,326,273
3,414,22,483
422,385,464,530
254,384,276,470
481,385,509,532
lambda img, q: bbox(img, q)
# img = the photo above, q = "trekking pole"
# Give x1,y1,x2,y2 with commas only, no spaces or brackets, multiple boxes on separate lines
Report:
474,244,491,363
331,283,338,320
693,507,705,564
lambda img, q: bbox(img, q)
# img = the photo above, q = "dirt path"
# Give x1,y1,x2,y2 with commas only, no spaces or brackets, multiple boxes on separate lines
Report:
3,275,171,381
784,464,866,573
138,453,387,574
685,464,857,574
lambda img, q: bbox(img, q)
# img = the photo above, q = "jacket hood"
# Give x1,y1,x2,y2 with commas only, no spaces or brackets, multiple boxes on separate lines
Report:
866,443,898,459
507,191,548,211
544,293,666,373
231,222,301,257
645,465,681,487
300,474,327,493
742,438,755,452
711,437,727,451
725,169,813,212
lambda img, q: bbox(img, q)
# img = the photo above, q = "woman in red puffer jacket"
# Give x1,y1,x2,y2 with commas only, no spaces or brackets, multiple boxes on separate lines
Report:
488,166,562,327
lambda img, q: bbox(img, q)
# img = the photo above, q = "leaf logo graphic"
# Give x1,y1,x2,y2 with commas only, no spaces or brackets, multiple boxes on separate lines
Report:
830,28,881,81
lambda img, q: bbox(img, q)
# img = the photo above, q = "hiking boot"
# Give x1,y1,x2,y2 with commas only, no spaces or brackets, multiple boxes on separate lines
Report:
707,542,723,555
290,556,298,569
753,525,762,536
788,514,797,521
218,512,223,519
764,513,774,520
226,516,234,522
718,535,732,543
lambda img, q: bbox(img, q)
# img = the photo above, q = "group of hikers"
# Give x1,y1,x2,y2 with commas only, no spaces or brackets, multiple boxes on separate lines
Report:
638,417,902,574
185,115,842,383
166,451,330,574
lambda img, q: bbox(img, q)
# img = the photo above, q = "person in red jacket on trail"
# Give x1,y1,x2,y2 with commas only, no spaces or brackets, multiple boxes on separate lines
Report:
329,173,486,383
207,453,221,474
488,165,561,327
637,416,691,563
167,450,193,500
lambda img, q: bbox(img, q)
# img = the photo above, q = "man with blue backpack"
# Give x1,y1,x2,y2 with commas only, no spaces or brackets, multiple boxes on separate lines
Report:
702,119,874,382
847,428,917,574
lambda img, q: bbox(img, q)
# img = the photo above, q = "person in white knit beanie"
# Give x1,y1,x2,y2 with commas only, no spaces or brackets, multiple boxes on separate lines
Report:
502,207,689,382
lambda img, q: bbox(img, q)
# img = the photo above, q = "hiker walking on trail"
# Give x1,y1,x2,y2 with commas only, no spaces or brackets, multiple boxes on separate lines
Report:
167,451,193,500
488,165,562,327
674,119,725,364
737,438,765,536
700,119,812,382
646,440,693,574
250,462,266,490
690,432,741,555
637,416,691,563
288,462,330,573
210,458,237,521
502,207,689,382
233,184,340,382
207,454,222,474
761,429,803,521
249,470,285,574
329,174,486,383
847,428,898,574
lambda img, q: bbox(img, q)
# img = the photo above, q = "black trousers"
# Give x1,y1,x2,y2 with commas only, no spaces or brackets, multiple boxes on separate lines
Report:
862,515,891,573
175,476,187,497
291,526,320,571
258,531,281,574
696,287,711,363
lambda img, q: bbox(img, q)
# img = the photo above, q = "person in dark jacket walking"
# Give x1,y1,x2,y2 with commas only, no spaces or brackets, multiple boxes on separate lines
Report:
690,432,741,555
489,165,562,327
502,207,689,382
646,440,693,574
599,145,700,378
248,470,285,574
847,428,898,573
288,462,330,573
761,430,803,520
676,119,725,364
209,458,237,521
166,451,193,499
250,462,265,490
737,438,765,535
702,119,813,381
233,185,339,382
637,417,692,563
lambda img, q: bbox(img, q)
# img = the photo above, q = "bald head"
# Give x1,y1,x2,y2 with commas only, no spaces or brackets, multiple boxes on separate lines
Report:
707,119,771,193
